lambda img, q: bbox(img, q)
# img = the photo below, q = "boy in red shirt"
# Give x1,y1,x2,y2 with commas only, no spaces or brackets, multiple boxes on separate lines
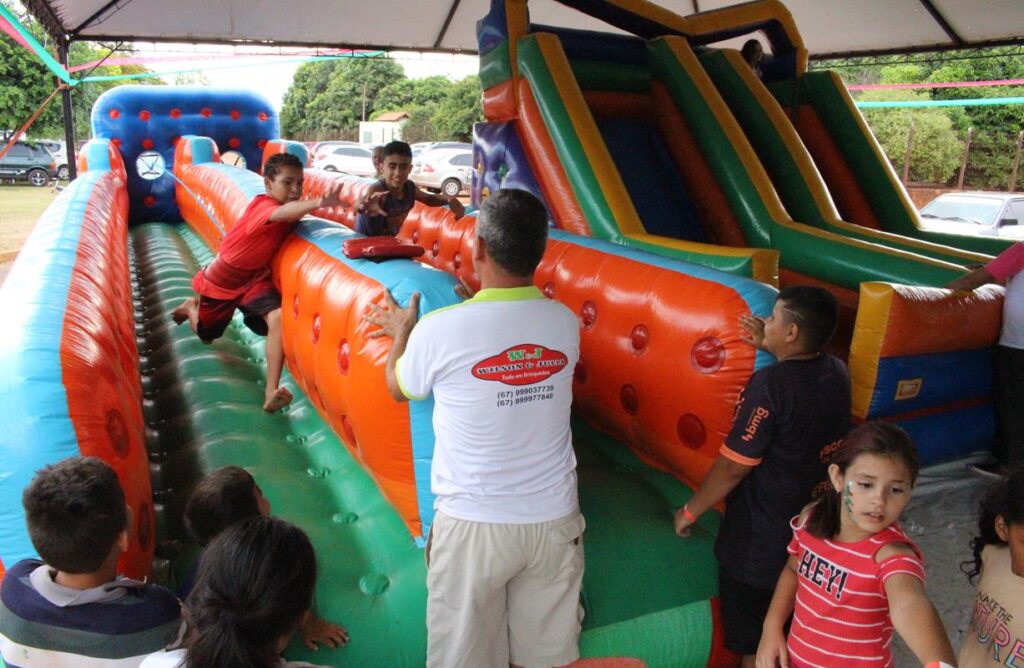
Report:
172,153,341,412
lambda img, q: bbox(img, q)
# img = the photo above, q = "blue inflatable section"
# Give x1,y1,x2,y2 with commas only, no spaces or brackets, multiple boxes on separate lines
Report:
91,86,279,225
870,348,993,418
0,172,108,565
473,121,550,223
897,404,993,466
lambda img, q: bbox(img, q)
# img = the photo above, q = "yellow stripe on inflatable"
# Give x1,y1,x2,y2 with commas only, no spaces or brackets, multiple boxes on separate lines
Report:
660,37,792,225
821,71,926,231
627,232,780,286
848,282,895,419
826,218,992,265
533,33,646,236
505,0,529,91
684,0,808,74
719,48,841,222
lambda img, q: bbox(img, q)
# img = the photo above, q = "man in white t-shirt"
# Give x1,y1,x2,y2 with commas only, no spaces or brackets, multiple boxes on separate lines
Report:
949,240,1024,475
365,188,584,668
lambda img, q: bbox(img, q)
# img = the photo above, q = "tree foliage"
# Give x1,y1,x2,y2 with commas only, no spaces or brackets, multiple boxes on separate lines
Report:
1,1,158,141
826,48,1024,187
280,58,483,142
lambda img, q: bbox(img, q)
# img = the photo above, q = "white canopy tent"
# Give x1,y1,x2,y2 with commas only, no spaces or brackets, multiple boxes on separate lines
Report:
22,0,1024,59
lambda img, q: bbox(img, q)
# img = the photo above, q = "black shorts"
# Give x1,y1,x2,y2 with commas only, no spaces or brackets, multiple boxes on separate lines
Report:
718,567,777,656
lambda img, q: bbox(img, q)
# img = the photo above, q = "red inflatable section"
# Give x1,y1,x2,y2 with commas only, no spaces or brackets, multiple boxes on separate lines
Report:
65,145,153,578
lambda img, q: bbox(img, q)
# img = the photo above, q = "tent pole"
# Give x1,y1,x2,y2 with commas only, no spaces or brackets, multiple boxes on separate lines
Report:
58,40,77,180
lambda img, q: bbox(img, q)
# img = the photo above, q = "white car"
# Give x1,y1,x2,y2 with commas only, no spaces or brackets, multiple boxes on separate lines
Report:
919,192,1024,240
411,148,473,197
39,139,69,180
314,145,376,177
311,140,363,164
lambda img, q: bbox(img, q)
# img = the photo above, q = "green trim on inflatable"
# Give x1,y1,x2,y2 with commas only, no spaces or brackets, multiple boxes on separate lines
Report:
699,50,828,228
136,222,718,667
646,39,772,248
480,39,513,90
518,35,758,278
571,59,652,94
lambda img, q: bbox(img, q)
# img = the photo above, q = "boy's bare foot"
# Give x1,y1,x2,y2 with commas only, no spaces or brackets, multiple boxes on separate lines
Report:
172,297,197,325
263,386,293,412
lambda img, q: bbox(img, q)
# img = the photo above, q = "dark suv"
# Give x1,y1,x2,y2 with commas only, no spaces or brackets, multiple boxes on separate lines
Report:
0,141,57,186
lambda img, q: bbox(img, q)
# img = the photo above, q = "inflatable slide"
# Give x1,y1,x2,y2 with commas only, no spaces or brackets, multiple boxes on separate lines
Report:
472,0,1005,464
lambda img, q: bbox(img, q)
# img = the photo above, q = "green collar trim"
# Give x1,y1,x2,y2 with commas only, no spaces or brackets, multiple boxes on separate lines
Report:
469,286,544,303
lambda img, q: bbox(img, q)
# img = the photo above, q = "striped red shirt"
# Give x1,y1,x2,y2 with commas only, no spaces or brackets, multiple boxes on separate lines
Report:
786,516,925,668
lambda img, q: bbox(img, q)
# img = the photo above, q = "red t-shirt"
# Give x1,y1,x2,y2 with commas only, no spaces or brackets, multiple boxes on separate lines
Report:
786,516,925,668
193,194,291,300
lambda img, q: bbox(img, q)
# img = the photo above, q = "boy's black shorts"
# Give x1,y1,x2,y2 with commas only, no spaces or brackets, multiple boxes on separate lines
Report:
718,567,777,655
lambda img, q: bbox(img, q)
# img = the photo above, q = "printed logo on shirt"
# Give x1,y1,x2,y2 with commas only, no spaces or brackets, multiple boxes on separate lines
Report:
968,591,1022,663
740,406,770,442
819,437,844,463
798,549,849,600
472,344,569,386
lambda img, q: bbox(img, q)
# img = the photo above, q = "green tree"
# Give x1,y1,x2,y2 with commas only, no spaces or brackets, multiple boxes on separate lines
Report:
859,89,963,184
280,57,405,139
399,107,438,144
1,1,157,141
374,76,453,114
431,75,483,141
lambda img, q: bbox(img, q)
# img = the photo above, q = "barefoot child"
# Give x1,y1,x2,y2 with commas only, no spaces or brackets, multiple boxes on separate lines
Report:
959,468,1024,667
173,153,341,412
756,422,956,668
354,140,464,236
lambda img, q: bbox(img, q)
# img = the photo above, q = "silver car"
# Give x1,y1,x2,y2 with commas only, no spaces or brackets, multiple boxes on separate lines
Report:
919,192,1024,240
411,148,473,197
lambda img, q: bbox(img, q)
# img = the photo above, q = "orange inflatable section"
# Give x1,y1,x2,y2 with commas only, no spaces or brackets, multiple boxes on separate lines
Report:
63,154,153,578
874,284,1004,357
397,206,774,488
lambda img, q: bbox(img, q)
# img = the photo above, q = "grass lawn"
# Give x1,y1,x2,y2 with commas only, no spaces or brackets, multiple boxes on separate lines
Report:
0,184,57,258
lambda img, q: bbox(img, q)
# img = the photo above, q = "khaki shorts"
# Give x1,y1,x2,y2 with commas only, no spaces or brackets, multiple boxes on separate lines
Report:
425,510,586,668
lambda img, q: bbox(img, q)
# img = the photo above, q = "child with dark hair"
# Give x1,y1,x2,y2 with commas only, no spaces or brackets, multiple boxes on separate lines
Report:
674,285,851,667
0,457,181,667
756,422,955,668
179,467,347,651
958,467,1024,667
354,140,464,236
173,152,343,412
141,516,324,668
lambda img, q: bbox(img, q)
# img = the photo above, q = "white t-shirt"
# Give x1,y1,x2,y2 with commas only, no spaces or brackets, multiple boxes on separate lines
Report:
986,242,1024,349
139,648,328,668
396,286,580,523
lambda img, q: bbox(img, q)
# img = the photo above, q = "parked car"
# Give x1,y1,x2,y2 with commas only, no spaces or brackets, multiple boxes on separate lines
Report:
38,139,69,180
313,144,376,177
0,140,57,186
411,148,473,197
418,141,472,158
311,140,362,163
919,192,1024,240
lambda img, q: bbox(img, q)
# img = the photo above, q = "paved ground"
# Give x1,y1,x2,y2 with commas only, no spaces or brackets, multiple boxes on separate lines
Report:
891,459,989,666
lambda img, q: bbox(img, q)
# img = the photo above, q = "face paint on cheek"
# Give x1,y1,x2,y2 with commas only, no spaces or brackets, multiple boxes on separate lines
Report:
844,481,854,516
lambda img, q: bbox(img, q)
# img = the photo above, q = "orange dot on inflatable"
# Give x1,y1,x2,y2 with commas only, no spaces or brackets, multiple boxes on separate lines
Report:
691,336,726,373
143,195,156,207
229,137,241,149
543,282,556,298
230,110,241,120
200,107,212,118
431,241,440,257
453,252,462,270
258,112,269,121
142,139,154,149
338,339,351,375
257,139,268,148
580,301,597,330
169,108,182,119
312,313,321,343
108,108,120,119
574,360,587,384
292,293,300,319
411,229,420,244
340,415,357,445
630,324,649,353
106,408,130,456
138,110,151,121
620,384,639,415
111,138,122,148
676,414,707,449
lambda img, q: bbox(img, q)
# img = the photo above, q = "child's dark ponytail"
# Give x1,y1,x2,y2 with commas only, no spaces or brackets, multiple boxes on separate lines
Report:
805,422,919,540
961,467,1024,582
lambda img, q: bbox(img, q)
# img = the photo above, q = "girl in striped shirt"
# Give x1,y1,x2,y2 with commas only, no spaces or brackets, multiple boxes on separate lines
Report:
755,422,956,668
